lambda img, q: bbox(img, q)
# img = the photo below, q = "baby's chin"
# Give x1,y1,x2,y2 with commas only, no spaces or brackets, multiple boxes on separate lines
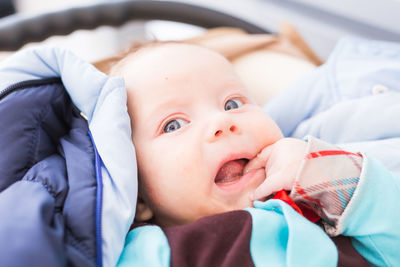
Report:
229,191,257,210
158,196,257,228
211,188,260,215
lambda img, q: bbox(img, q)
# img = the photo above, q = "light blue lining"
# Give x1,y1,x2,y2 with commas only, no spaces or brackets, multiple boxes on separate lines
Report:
117,226,170,267
246,200,337,267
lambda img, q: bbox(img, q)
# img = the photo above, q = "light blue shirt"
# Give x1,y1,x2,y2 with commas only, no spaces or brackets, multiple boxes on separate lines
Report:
264,37,400,175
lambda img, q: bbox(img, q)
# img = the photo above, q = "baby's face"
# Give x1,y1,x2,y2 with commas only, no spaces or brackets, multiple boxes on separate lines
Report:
122,44,283,226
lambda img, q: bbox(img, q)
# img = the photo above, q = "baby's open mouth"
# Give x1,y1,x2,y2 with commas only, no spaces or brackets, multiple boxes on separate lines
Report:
215,158,249,184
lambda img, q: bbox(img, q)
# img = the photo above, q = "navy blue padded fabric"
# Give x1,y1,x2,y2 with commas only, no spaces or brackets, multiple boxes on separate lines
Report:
0,79,97,266
0,79,69,190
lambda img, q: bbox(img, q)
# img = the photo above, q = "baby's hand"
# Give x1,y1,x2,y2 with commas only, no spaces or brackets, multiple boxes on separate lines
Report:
244,138,308,201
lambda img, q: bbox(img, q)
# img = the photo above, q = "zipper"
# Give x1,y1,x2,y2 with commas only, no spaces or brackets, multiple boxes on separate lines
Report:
89,131,104,267
0,77,61,101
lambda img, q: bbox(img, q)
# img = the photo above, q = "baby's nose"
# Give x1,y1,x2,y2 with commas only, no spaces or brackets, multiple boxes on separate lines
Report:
206,117,241,143
214,125,239,137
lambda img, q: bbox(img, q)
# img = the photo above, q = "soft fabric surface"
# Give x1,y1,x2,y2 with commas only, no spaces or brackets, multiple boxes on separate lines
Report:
265,37,400,175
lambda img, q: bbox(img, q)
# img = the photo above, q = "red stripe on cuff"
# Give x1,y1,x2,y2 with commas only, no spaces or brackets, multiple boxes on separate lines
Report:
294,182,323,208
306,150,362,159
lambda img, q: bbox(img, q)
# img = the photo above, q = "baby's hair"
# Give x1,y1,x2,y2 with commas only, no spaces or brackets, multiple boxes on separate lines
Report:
93,40,181,75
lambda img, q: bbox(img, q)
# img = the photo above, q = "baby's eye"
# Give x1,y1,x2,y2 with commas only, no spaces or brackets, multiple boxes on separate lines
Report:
224,99,243,111
163,118,189,133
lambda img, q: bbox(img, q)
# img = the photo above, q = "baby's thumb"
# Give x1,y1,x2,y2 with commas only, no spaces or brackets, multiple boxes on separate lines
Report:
244,145,274,174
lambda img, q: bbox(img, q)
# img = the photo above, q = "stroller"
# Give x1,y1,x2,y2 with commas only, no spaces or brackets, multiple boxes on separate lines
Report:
1,1,400,266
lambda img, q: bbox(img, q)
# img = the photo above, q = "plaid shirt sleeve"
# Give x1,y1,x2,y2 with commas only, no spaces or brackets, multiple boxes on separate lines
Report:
289,136,364,236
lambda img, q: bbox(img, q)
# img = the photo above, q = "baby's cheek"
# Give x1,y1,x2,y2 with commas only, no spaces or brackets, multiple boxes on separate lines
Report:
258,116,283,142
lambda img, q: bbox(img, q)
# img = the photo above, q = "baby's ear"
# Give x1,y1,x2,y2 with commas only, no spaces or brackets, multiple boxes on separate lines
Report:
135,195,154,222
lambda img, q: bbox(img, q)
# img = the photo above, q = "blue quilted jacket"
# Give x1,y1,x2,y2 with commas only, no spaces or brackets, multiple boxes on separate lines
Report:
0,47,138,267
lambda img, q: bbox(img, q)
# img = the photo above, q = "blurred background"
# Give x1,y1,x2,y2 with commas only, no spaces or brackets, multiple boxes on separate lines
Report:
1,0,400,62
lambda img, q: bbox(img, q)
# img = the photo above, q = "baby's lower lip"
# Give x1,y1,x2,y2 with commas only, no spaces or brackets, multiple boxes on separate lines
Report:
215,168,263,192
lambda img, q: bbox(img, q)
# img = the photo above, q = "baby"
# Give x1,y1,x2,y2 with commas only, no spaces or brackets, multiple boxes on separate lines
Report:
109,42,400,266
110,42,308,226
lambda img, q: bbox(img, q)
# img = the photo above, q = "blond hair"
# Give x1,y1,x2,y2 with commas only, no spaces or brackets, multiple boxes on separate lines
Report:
93,40,181,75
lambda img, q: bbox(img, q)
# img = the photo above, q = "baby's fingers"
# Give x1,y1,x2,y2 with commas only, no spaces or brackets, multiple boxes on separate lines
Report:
251,172,285,201
244,145,274,174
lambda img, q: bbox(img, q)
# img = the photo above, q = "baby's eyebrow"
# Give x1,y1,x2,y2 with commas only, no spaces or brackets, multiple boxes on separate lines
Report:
149,99,180,117
145,98,188,126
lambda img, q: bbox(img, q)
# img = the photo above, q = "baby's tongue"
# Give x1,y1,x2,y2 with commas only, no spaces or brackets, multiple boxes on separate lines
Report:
215,159,247,184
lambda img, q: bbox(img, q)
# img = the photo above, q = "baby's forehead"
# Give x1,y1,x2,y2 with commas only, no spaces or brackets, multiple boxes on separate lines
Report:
120,43,232,75
120,44,237,93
